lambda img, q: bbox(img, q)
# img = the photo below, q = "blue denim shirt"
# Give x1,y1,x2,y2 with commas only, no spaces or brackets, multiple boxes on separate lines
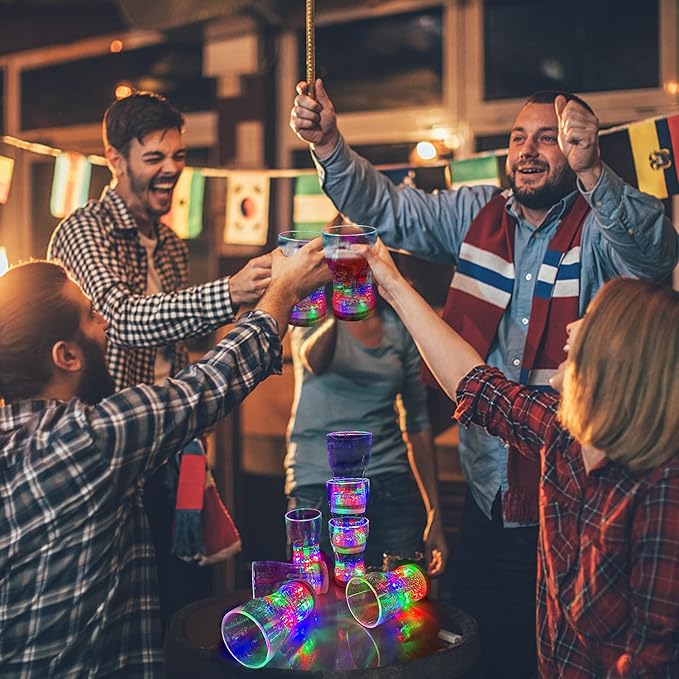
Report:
313,136,679,525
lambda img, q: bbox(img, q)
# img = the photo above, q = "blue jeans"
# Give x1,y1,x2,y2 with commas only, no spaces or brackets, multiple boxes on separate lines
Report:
289,472,424,569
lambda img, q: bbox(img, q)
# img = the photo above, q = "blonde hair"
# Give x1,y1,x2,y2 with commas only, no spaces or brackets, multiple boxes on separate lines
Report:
558,278,679,474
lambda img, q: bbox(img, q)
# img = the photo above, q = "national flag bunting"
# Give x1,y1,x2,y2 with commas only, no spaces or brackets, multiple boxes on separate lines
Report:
166,168,205,239
224,174,270,246
50,151,92,218
627,114,679,199
0,156,15,205
451,156,502,190
293,174,338,235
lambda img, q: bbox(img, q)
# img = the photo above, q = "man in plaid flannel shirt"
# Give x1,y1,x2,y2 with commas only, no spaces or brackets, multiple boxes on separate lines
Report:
357,240,679,678
47,92,273,629
0,244,329,677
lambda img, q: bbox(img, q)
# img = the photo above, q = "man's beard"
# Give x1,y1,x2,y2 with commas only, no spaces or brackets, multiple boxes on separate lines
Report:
508,165,577,210
75,335,116,405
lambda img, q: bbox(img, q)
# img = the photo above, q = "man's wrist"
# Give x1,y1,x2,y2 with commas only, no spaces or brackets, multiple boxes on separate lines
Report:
577,162,603,193
312,132,340,161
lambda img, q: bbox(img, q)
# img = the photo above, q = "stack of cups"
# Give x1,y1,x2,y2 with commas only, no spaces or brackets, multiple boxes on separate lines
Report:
326,431,372,586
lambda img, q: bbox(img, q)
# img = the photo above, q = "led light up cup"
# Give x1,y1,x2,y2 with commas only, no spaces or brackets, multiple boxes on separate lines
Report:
326,477,370,515
278,230,327,326
345,563,429,628
285,508,329,594
221,579,316,669
329,516,369,585
251,560,319,598
327,431,372,479
322,224,377,320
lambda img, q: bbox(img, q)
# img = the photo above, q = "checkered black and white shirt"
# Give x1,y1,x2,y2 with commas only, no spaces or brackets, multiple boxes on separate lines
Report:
48,186,236,390
0,312,281,677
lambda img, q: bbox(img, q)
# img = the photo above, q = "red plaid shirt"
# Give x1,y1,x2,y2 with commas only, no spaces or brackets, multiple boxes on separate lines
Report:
455,365,679,678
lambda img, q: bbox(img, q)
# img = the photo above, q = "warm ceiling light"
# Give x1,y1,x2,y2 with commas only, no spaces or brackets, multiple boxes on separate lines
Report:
115,83,133,99
665,80,679,95
415,141,438,161
110,39,123,53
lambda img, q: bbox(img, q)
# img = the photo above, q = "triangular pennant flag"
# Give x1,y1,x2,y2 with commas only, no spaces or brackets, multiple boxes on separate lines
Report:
0,156,15,205
293,174,338,235
166,168,205,239
50,151,92,218
223,174,270,246
450,156,501,190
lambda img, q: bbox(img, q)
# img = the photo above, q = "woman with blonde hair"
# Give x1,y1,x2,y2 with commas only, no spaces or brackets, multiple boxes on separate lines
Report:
355,238,679,678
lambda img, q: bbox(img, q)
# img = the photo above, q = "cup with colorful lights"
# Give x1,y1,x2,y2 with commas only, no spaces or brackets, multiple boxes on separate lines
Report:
250,560,320,599
326,431,372,479
322,224,377,321
221,579,317,669
345,563,429,628
326,477,370,516
278,230,327,326
329,516,369,586
285,507,329,594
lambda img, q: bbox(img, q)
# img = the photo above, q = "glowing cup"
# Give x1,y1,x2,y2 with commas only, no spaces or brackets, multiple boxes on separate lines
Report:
322,224,377,320
326,477,370,515
327,431,372,479
345,563,429,628
221,579,316,669
329,516,369,585
278,230,327,326
251,560,319,599
285,508,329,594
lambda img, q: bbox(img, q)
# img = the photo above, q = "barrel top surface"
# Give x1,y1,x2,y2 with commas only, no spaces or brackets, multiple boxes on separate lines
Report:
167,587,479,677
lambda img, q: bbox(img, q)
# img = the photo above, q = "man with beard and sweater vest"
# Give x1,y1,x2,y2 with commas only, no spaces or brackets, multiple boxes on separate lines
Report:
290,81,679,679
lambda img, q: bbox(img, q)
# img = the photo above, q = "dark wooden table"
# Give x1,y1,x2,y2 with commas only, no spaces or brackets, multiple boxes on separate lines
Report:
165,586,481,678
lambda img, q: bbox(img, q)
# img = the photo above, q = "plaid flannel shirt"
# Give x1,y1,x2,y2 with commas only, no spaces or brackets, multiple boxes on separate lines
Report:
48,186,236,390
456,365,679,679
0,312,281,677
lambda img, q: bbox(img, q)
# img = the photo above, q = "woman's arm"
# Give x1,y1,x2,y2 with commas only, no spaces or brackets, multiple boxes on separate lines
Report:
298,316,338,375
356,239,483,399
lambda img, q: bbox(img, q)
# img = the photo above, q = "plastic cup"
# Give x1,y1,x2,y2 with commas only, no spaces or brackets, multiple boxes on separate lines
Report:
345,563,429,628
251,560,318,599
285,508,329,594
278,230,327,326
326,477,370,515
327,431,372,478
221,579,316,668
322,224,377,320
329,516,369,586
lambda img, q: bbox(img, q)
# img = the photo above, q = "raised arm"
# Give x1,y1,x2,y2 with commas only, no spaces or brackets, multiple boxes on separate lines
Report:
48,214,272,347
296,316,338,375
84,240,329,492
556,95,679,278
356,239,483,399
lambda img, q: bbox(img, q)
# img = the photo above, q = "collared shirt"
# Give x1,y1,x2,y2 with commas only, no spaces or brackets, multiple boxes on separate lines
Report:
48,186,237,390
455,365,679,678
0,312,281,678
315,136,679,524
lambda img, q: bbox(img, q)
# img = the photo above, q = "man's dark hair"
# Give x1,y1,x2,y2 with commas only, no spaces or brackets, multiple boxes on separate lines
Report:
103,91,185,157
0,261,80,403
524,90,595,116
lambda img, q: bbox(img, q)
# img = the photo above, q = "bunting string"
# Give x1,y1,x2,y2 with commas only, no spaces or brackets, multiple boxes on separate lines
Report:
1,109,678,247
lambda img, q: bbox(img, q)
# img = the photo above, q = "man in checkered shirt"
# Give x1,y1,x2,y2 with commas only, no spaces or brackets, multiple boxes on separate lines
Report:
48,92,273,628
0,243,328,677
